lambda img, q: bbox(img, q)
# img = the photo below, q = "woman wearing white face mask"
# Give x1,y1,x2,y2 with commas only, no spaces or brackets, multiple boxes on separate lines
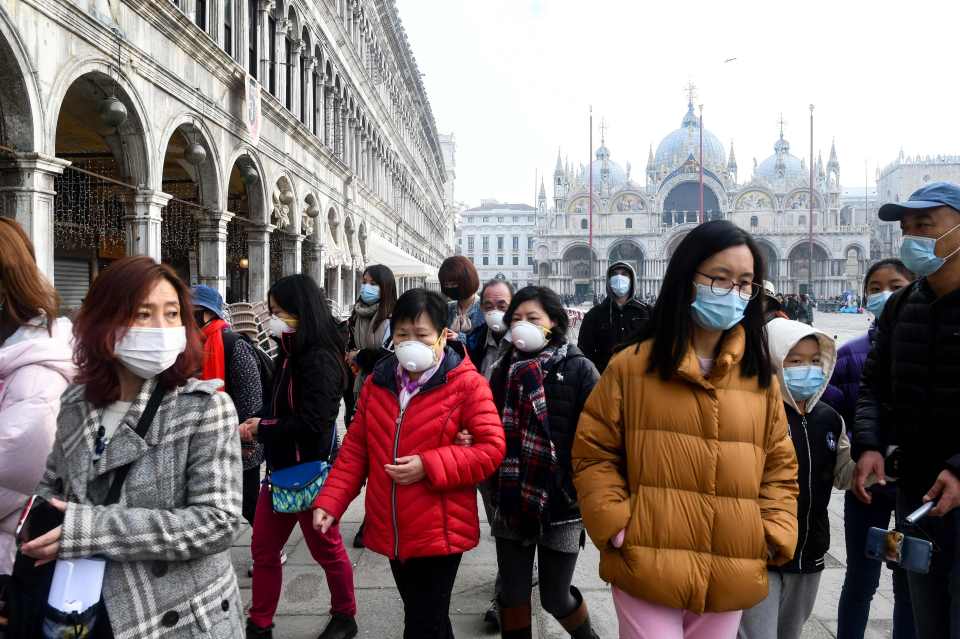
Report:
487,286,601,639
21,257,244,638
821,258,916,639
313,288,504,638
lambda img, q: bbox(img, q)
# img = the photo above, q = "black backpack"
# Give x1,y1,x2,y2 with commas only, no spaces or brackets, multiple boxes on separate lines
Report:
223,330,275,397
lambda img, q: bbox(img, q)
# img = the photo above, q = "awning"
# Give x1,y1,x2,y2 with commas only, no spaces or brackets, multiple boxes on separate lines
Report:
366,234,436,278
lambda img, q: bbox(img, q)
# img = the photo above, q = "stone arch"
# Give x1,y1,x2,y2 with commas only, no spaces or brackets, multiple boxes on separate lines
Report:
609,240,645,280
0,7,42,152
611,191,646,213
754,239,780,282
663,230,690,259
788,240,831,294
224,145,268,224
327,205,341,246
785,189,824,211
157,113,223,210
49,60,155,187
663,181,721,225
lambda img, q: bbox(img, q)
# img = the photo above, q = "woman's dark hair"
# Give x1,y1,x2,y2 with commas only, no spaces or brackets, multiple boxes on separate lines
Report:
361,264,397,330
630,220,773,387
392,288,447,334
269,274,345,361
503,286,569,340
438,256,480,300
863,258,914,298
74,256,203,406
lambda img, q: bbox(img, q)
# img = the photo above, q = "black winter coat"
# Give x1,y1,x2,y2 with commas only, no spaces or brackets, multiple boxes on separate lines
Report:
258,333,346,471
489,342,600,524
853,279,960,493
578,298,650,373
781,402,844,574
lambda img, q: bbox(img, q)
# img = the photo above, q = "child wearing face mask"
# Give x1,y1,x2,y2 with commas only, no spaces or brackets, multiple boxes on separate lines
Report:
313,288,505,639
738,319,855,639
488,286,601,639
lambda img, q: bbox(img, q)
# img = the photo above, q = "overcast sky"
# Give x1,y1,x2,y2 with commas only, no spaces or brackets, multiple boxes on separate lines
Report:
395,0,960,208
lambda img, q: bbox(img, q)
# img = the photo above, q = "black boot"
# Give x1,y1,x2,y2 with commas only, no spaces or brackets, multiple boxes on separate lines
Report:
556,587,599,639
483,598,500,631
317,613,358,639
246,619,274,639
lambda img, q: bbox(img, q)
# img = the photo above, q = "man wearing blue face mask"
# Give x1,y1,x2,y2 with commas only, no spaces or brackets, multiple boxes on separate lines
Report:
740,319,854,639
852,181,960,637
578,261,650,373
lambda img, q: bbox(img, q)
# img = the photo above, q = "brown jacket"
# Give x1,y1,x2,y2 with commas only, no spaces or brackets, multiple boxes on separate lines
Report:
572,326,798,614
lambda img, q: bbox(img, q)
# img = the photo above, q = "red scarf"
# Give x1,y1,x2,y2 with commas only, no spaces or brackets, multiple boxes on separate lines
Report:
200,319,228,390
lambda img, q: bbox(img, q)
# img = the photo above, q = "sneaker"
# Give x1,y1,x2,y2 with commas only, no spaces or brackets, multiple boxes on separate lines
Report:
246,619,274,638
352,522,365,549
317,613,358,639
247,550,288,578
483,599,500,632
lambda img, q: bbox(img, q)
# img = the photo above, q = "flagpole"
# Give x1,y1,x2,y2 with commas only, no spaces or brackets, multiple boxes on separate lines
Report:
808,104,815,297
588,106,594,303
699,103,704,224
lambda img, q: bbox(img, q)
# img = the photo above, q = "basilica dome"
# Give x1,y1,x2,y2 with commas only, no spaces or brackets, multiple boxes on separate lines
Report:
589,143,628,188
653,102,726,175
755,133,805,181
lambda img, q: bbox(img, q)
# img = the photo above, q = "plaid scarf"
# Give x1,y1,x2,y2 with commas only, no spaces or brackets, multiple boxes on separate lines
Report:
494,342,567,534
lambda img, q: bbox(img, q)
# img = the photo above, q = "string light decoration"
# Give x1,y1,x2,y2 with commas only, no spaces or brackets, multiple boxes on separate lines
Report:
160,181,199,267
53,158,127,253
270,227,284,285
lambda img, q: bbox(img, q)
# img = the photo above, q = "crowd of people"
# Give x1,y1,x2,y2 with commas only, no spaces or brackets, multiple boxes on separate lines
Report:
1,181,959,638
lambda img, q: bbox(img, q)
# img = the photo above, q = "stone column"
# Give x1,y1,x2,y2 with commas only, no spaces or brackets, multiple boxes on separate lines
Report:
0,153,71,282
276,18,290,106
333,264,342,309
302,55,316,130
196,210,233,296
324,79,334,148
125,189,172,262
280,231,302,276
333,98,344,159
246,223,274,303
303,237,324,287
289,39,303,119
258,0,274,82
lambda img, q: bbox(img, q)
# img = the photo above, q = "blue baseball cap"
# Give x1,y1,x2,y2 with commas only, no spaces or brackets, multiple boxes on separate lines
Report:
878,181,960,221
191,285,225,319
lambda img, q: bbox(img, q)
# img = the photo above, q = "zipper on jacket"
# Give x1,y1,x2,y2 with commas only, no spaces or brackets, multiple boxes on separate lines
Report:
389,381,447,560
798,414,813,571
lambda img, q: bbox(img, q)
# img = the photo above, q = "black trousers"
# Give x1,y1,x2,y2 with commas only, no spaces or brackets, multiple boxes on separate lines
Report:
389,553,462,639
496,537,579,618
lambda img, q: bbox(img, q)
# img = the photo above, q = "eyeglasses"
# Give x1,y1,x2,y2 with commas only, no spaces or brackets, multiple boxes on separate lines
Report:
696,272,762,301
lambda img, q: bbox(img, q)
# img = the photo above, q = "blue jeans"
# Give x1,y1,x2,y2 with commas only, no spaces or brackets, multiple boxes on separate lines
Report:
897,485,960,639
837,487,915,639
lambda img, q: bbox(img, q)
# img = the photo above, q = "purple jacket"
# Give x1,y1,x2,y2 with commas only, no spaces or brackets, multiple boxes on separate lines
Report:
823,329,874,428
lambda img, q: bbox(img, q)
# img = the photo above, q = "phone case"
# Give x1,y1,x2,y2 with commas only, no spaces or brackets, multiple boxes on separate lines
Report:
15,496,64,544
865,526,933,574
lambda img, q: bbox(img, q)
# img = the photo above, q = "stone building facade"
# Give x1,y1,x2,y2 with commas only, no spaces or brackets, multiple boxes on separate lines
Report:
534,100,872,301
0,0,450,314
457,200,538,287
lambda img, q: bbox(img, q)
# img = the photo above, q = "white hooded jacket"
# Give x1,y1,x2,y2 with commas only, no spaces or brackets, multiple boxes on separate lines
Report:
766,318,854,490
0,316,75,573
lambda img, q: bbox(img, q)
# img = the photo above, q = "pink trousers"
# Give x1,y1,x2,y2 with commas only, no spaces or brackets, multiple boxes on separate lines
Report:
613,587,742,639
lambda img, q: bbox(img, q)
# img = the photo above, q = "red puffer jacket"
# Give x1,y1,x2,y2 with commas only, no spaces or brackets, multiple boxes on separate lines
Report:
315,342,505,560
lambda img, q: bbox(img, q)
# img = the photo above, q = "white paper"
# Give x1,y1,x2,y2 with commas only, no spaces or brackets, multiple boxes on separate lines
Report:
47,558,106,613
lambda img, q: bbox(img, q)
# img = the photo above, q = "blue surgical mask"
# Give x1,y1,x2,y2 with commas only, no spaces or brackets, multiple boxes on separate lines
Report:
609,274,631,298
865,290,893,317
900,223,960,276
783,365,826,401
359,283,380,304
690,283,749,331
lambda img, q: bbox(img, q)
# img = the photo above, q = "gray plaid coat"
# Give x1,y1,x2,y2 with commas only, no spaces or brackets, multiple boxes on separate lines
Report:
36,377,244,638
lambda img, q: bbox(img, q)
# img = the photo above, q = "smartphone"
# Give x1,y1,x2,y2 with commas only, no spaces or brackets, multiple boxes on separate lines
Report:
865,526,933,574
15,495,64,544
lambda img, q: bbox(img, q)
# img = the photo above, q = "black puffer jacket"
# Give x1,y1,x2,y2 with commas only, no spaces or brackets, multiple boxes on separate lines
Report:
578,262,650,373
258,333,346,471
781,402,844,574
489,341,600,524
853,279,960,493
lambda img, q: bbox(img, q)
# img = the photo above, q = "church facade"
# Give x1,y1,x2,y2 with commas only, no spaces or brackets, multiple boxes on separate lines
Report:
534,101,872,301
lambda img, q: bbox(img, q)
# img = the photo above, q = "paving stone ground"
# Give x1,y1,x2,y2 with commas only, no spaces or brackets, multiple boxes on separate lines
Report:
233,311,899,638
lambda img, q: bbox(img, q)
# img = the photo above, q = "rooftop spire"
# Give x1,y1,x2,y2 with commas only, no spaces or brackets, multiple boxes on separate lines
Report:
554,148,563,175
727,140,737,168
828,138,839,167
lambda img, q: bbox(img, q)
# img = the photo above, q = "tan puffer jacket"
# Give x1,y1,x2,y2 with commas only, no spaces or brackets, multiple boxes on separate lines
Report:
572,326,799,614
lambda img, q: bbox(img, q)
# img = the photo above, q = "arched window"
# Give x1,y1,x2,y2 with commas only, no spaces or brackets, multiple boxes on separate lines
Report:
580,218,588,230
312,65,320,136
223,0,233,57
268,11,277,95
750,215,759,228
284,31,293,109
247,0,258,78
625,217,633,229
